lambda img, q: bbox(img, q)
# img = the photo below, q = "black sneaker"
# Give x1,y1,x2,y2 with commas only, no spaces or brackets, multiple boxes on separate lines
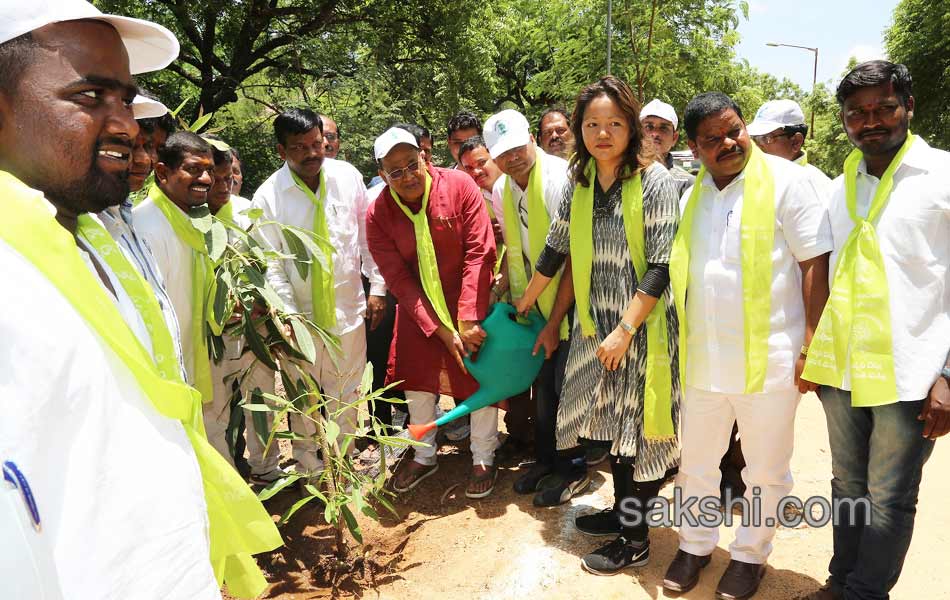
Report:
575,507,622,536
581,536,650,575
513,463,554,494
533,473,591,507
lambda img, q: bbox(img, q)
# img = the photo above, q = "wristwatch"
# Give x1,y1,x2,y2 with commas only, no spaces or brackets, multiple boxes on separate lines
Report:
619,320,635,335
941,365,950,383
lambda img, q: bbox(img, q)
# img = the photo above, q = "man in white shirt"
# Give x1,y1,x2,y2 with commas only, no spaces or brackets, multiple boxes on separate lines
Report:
485,109,589,506
663,92,831,599
640,99,696,197
200,136,284,483
798,61,950,600
0,3,260,596
134,132,217,395
253,108,387,474
747,99,832,197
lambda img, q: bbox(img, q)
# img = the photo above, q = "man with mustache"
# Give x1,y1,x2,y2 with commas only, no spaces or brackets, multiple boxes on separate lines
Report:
663,92,831,599
252,108,386,477
0,2,279,596
640,99,696,197
798,61,950,600
134,132,219,403
536,107,575,159
486,109,590,505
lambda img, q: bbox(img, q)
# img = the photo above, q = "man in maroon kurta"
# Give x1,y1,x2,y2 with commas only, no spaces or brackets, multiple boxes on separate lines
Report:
366,127,499,498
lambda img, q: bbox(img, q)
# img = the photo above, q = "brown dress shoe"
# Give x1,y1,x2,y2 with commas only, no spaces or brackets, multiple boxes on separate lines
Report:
715,559,766,599
663,549,712,593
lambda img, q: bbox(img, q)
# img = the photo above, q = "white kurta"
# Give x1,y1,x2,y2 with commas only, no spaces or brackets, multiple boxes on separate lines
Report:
133,197,199,385
252,159,385,336
0,236,219,599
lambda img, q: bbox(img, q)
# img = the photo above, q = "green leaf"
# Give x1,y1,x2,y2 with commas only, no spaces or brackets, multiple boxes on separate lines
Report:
289,316,317,364
189,206,213,233
281,228,311,280
324,419,340,444
242,310,278,370
208,220,228,261
279,494,320,526
257,473,302,502
242,207,263,222
190,111,214,132
340,505,363,544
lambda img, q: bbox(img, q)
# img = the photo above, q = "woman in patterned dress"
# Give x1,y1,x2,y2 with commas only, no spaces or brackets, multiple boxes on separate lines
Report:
516,76,681,574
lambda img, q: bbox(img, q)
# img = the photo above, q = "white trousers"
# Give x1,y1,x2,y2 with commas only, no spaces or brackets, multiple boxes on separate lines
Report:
405,391,498,466
676,385,800,564
287,326,367,472
205,348,280,475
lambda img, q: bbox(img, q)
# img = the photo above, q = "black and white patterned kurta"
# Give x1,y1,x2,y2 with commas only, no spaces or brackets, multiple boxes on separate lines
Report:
547,161,681,482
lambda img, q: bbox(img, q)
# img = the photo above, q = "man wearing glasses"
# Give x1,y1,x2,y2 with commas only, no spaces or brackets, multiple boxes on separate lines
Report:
662,92,831,599
252,108,387,477
366,127,500,499
641,99,696,197
748,99,831,197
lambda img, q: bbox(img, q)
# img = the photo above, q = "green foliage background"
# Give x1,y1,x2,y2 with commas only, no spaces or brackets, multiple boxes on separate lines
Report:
94,0,941,190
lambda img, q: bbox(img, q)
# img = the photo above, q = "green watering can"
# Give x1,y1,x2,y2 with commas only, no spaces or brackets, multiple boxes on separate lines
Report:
407,303,547,440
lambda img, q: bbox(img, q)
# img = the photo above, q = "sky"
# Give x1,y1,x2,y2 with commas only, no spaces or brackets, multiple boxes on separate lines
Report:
734,0,900,91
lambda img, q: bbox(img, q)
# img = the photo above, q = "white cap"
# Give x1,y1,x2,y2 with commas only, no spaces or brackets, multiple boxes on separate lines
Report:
640,99,678,129
0,0,180,75
374,127,418,161
131,94,168,119
483,109,532,159
747,99,806,136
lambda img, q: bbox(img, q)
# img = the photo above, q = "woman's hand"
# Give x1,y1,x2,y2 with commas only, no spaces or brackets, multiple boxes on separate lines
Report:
595,326,633,371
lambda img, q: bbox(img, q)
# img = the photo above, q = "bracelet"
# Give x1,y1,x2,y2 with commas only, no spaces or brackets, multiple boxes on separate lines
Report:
618,320,635,335
800,344,809,357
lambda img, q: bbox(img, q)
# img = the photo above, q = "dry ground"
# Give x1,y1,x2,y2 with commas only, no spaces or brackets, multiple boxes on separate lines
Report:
246,393,949,600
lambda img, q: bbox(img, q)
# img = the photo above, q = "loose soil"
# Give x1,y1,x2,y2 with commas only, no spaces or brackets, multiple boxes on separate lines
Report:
239,394,949,599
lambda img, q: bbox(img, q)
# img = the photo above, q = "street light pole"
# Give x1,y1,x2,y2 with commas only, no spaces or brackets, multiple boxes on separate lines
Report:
766,42,819,139
607,0,613,75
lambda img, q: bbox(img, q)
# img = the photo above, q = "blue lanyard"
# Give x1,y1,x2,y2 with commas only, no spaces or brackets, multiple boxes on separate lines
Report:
3,461,41,532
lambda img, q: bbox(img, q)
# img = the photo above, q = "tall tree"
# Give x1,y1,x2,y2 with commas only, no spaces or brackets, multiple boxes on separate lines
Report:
885,0,950,149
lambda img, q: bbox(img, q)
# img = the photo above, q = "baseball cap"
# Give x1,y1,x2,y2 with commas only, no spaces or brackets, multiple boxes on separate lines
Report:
0,0,179,75
747,99,806,136
131,94,169,119
484,109,532,159
640,99,678,129
374,127,418,161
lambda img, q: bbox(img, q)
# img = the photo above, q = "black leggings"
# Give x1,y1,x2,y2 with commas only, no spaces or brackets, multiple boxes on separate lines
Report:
610,457,665,543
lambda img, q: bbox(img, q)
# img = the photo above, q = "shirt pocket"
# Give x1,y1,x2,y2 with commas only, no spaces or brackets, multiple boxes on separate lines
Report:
884,209,942,266
723,211,742,264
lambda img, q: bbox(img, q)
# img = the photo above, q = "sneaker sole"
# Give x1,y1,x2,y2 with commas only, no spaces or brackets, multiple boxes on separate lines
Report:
580,553,649,576
392,463,439,493
534,474,592,507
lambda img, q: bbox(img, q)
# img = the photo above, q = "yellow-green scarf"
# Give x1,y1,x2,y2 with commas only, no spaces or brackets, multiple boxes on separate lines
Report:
569,164,674,438
670,145,775,394
0,171,282,598
148,184,214,403
290,169,337,331
501,162,568,340
802,134,916,406
391,172,456,332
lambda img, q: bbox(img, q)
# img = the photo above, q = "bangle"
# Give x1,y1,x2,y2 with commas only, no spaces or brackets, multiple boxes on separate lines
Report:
800,345,809,357
619,320,635,335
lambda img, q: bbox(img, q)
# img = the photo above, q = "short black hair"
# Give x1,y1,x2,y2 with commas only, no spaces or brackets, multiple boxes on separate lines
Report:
458,135,488,162
446,111,482,138
536,107,570,139
158,131,212,170
201,134,234,167
136,88,177,136
229,147,241,162
683,92,744,141
0,33,38,94
274,108,323,146
836,60,913,108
